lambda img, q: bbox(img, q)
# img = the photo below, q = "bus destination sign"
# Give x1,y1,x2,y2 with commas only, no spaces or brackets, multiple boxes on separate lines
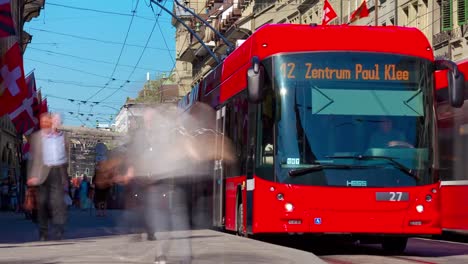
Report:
279,63,411,82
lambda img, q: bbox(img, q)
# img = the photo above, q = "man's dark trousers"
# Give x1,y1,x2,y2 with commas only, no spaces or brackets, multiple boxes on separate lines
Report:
37,166,67,239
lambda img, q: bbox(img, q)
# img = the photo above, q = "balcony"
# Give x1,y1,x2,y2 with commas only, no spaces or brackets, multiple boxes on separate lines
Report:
172,5,194,26
253,0,275,14
433,31,450,48
297,0,318,14
239,0,251,8
178,21,209,62
205,0,224,9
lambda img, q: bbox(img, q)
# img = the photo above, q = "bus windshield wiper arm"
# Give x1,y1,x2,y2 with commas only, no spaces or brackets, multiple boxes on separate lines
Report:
288,163,366,177
326,155,418,180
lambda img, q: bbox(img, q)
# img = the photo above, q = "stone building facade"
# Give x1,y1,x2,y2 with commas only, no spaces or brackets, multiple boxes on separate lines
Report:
0,0,45,188
0,116,20,184
171,0,468,92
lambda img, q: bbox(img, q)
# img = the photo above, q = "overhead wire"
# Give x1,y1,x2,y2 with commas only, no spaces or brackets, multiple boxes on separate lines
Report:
45,94,122,106
25,58,145,83
27,28,175,52
36,78,136,93
98,0,168,103
28,47,173,73
146,0,205,98
45,1,168,22
85,0,141,102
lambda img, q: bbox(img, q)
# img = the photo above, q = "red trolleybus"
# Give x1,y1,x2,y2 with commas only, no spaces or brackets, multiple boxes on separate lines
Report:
435,60,468,233
179,24,464,252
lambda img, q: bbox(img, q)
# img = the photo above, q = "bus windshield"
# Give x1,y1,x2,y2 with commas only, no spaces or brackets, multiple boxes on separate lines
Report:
270,52,434,187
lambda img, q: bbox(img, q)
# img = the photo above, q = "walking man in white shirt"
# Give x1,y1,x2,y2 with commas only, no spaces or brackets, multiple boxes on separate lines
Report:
27,113,69,241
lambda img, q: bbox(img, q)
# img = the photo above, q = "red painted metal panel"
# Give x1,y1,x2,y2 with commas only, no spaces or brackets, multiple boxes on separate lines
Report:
252,177,440,234
440,183,468,231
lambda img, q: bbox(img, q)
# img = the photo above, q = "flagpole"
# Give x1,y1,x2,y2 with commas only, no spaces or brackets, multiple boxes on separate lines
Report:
340,0,343,24
374,0,378,26
348,1,351,23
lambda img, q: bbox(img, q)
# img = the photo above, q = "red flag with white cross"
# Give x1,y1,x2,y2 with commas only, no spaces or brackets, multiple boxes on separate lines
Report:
350,0,370,23
0,0,16,38
40,97,48,115
322,0,338,25
0,42,28,117
8,71,39,135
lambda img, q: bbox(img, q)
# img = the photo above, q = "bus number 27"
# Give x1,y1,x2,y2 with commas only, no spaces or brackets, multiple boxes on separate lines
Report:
389,192,403,201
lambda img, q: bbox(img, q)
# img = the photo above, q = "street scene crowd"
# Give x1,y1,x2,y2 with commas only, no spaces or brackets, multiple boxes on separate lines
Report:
6,103,234,264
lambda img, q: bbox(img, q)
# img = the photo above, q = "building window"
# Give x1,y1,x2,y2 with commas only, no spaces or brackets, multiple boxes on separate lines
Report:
402,5,409,26
441,0,453,31
458,0,468,25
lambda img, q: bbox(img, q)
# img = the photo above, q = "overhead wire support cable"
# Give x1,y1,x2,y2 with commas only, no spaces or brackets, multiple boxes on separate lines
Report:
28,28,174,51
46,2,157,21
28,47,171,74
149,0,220,64
86,0,141,102
173,0,235,53
99,0,166,103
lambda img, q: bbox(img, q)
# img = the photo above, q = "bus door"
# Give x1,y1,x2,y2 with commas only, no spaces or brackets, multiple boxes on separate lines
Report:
213,106,226,227
245,102,258,234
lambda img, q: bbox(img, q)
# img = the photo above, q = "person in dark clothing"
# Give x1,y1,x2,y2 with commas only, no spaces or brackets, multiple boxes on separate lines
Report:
93,164,112,217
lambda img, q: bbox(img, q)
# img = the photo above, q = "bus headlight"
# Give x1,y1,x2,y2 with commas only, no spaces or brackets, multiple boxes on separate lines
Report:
416,204,424,213
285,203,294,212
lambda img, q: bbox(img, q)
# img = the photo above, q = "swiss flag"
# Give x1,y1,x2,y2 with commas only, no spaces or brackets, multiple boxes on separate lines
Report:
0,42,28,117
0,0,16,38
8,71,39,135
350,0,370,23
40,97,48,115
322,0,337,25
9,72,40,135
26,72,40,128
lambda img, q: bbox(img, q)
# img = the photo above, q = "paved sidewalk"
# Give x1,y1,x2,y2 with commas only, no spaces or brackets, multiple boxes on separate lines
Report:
0,210,325,263
0,230,325,264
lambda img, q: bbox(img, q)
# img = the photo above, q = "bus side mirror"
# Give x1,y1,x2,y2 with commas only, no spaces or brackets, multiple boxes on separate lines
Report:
447,70,465,108
247,56,264,103
435,59,465,108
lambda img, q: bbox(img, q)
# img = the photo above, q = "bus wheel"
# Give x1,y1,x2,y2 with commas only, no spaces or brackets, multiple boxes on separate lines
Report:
382,237,408,253
237,203,245,237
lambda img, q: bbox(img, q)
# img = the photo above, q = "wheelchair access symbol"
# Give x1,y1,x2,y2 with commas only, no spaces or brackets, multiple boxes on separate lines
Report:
314,218,322,225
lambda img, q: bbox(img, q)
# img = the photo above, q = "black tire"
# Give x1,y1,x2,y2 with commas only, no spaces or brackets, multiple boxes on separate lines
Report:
382,237,408,253
237,203,244,237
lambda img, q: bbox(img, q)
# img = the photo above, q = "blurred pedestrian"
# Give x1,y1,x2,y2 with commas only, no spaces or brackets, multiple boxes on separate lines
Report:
10,183,18,212
1,181,9,211
27,113,69,241
93,154,118,217
120,106,192,263
79,176,90,210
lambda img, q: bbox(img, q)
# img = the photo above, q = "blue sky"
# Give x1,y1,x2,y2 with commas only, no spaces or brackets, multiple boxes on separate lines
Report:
23,0,176,127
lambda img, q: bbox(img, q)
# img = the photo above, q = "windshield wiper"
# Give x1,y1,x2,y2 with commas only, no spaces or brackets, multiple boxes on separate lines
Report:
288,163,371,177
326,155,418,180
